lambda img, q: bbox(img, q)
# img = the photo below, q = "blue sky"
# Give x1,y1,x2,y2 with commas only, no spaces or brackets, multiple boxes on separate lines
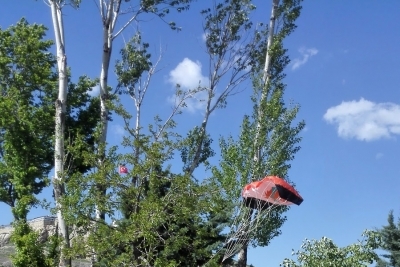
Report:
1,1,400,266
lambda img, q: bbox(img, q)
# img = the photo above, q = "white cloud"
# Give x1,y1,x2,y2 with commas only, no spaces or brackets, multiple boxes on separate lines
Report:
292,47,318,70
375,153,384,160
169,58,208,89
88,85,100,97
323,98,400,141
168,58,209,113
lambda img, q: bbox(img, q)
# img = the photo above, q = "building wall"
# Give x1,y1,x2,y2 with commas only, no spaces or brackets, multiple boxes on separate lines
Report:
0,216,57,235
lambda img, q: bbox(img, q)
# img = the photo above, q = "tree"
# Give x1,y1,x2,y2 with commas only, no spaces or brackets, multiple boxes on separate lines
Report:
0,18,55,222
2,0,296,265
96,0,262,211
47,1,101,266
60,33,220,266
10,221,51,267
377,259,392,267
47,0,76,266
89,3,196,261
183,0,263,177
0,19,55,267
210,0,304,266
281,230,382,267
59,0,269,262
0,17,100,267
94,0,195,223
376,210,400,267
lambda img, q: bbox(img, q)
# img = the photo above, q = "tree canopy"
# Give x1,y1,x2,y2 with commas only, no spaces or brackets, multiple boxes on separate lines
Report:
281,230,382,267
0,1,310,266
376,211,400,267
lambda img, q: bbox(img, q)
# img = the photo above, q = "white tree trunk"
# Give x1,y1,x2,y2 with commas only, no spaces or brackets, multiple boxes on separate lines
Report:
262,0,280,84
254,0,280,165
98,23,112,162
237,1,280,267
95,0,122,221
49,1,71,266
96,0,141,218
95,19,112,221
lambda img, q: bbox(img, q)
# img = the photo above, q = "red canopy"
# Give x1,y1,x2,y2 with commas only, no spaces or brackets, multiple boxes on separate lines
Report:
242,176,303,208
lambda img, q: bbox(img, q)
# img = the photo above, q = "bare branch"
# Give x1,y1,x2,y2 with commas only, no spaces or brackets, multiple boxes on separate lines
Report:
112,9,144,40
136,47,162,106
155,88,199,141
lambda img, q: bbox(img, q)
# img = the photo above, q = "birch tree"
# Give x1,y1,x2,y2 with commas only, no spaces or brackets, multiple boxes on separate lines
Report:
0,16,99,266
236,1,304,265
210,0,304,266
58,0,267,258
181,0,264,176
60,34,223,266
94,0,194,222
49,1,69,265
46,1,81,266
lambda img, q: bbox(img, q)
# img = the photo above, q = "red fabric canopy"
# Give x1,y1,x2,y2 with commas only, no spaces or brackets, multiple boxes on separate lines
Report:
242,176,303,206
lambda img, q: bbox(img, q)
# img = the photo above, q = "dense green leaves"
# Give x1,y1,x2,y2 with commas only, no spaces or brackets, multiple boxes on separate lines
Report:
62,124,222,266
0,1,308,267
180,126,215,172
0,18,55,221
0,19,101,220
376,211,400,267
115,33,152,97
202,0,255,58
0,18,100,266
10,220,50,267
208,1,304,266
281,230,382,267
210,0,304,251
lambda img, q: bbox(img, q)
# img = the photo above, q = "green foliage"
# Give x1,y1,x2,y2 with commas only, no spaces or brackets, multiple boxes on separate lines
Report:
62,122,222,266
138,0,194,31
180,126,215,172
211,69,304,247
10,220,49,267
376,210,400,267
1,2,306,267
115,33,152,97
251,0,303,73
0,18,100,266
377,259,392,267
281,230,382,267
65,75,101,175
60,26,224,264
208,2,304,265
10,220,61,267
44,232,62,267
201,0,260,71
0,18,101,220
202,0,255,58
210,0,304,249
0,18,56,221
